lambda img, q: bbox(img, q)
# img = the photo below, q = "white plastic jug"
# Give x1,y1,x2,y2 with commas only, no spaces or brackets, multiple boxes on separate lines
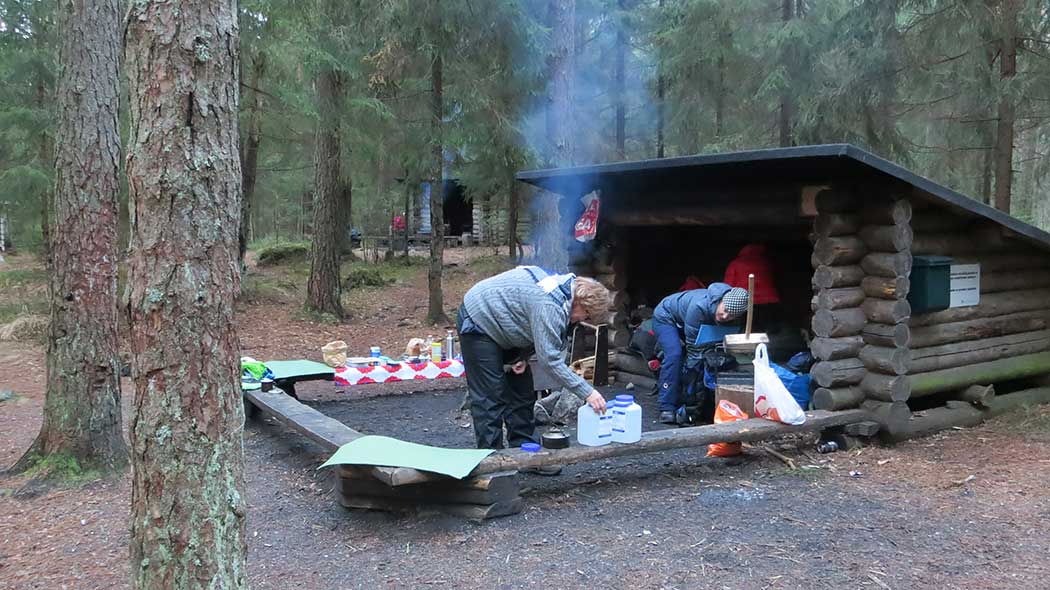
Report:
610,394,642,443
577,404,613,446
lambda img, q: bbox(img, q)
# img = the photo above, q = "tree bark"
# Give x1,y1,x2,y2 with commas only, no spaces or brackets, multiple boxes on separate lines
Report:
813,236,867,266
37,75,52,261
812,307,866,338
994,0,1019,213
812,386,865,411
14,0,127,476
427,35,448,325
812,287,866,311
810,358,866,388
305,68,345,317
124,0,247,587
860,373,911,402
861,275,910,300
239,51,266,272
859,345,911,376
861,322,911,348
778,0,794,147
614,0,626,160
507,165,520,260
862,297,911,325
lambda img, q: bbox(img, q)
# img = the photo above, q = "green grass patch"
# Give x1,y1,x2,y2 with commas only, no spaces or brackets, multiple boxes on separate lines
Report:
240,274,299,304
0,301,47,324
0,268,47,289
257,240,311,266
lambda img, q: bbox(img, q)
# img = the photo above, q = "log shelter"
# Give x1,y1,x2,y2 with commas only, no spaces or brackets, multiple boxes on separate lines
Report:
517,144,1050,439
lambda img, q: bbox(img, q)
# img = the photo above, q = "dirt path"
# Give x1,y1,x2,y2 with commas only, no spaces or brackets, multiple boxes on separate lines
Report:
2,250,1050,589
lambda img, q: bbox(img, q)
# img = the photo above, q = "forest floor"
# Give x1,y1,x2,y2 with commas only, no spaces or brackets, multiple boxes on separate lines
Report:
2,247,1050,589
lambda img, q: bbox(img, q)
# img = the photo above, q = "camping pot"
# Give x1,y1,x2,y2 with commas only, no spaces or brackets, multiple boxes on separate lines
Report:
260,378,274,392
541,430,570,449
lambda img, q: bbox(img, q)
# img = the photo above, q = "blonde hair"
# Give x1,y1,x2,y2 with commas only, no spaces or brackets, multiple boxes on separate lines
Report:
573,277,612,324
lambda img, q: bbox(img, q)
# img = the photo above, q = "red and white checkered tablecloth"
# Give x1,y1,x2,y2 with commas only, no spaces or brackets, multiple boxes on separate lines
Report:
333,359,465,387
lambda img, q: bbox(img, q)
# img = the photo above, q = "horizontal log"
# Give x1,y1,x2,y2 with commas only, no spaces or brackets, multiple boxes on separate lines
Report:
843,420,882,437
606,204,805,226
910,310,1050,348
908,330,1050,373
813,236,867,266
909,289,1050,327
910,212,973,233
244,389,434,486
468,409,870,475
813,287,866,311
912,228,1006,256
611,370,657,391
613,352,654,376
953,253,1050,273
815,189,860,214
812,386,865,411
861,399,911,431
953,384,995,407
859,224,913,253
863,297,911,325
861,372,912,402
338,493,525,520
881,387,1050,442
861,252,913,278
811,358,866,388
981,270,1050,294
861,199,912,225
861,323,911,348
859,345,911,375
910,351,1050,398
813,213,860,237
337,468,520,505
812,307,867,338
810,335,865,361
861,275,910,300
812,265,865,289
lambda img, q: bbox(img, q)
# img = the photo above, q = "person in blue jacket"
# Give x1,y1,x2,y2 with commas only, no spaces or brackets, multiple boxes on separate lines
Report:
652,283,749,423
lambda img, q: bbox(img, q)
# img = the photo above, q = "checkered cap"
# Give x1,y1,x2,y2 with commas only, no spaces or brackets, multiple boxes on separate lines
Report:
722,287,749,317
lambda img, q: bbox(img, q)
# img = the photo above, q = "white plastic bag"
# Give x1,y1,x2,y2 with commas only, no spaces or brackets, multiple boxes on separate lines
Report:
752,344,806,425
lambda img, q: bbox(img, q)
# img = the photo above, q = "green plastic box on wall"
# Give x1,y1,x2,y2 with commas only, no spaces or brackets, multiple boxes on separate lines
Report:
908,255,953,314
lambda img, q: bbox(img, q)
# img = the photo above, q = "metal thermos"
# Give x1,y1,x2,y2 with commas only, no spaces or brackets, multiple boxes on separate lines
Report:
444,330,455,361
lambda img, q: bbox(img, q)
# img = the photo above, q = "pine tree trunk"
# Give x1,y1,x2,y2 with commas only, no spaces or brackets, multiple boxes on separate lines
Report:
306,68,345,317
239,52,266,271
994,0,1019,214
655,0,665,158
427,46,448,325
614,0,626,160
778,0,794,147
13,0,127,476
37,77,52,259
507,163,519,260
124,0,247,587
537,0,575,271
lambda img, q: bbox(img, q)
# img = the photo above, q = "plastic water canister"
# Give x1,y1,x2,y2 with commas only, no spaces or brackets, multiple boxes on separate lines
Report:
610,394,642,444
577,404,612,446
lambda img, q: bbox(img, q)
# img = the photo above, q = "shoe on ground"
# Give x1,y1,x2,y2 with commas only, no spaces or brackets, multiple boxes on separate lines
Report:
521,465,563,476
659,411,676,425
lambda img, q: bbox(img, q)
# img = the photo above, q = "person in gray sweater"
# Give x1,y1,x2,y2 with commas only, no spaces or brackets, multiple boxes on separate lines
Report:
457,266,612,449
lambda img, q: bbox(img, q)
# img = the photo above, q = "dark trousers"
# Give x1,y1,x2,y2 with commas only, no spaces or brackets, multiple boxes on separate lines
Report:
653,317,684,412
459,332,538,449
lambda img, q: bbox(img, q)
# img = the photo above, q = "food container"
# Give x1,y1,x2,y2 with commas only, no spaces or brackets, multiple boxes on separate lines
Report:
541,430,570,449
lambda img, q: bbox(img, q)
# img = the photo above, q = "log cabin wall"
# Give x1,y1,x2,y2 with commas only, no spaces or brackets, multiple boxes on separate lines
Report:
904,202,1050,405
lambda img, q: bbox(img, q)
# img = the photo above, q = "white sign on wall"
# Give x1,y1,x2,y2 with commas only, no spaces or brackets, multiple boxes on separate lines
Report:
949,264,981,308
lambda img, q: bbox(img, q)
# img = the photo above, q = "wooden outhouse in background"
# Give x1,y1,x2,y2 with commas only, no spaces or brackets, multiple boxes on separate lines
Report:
518,144,1050,440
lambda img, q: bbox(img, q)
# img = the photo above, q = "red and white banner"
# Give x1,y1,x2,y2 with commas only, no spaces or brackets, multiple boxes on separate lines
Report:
574,191,600,242
334,359,465,387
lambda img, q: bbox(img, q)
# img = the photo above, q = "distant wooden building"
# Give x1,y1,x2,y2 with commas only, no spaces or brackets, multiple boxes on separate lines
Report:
517,144,1050,440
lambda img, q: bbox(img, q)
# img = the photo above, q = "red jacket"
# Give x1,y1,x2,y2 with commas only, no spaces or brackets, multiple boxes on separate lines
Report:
724,244,780,304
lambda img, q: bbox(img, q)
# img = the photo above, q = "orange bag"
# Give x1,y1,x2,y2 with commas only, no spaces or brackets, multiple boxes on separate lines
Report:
707,400,748,458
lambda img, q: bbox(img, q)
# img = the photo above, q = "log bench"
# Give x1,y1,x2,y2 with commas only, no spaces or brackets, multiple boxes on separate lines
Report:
244,388,869,519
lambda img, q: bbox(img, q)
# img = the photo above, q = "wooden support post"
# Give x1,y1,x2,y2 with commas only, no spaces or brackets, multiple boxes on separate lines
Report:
810,336,865,361
861,276,910,300
812,386,866,411
812,265,865,289
811,358,866,388
861,252,913,278
812,307,867,338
